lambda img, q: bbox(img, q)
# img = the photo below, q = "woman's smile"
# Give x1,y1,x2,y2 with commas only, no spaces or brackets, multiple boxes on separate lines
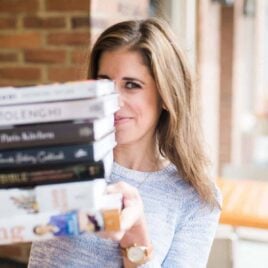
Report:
114,114,133,126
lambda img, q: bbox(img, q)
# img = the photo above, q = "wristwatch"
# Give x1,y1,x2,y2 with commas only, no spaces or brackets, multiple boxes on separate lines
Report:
120,243,153,265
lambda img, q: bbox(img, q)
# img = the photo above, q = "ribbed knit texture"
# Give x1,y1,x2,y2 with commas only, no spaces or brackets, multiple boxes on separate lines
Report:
29,162,221,268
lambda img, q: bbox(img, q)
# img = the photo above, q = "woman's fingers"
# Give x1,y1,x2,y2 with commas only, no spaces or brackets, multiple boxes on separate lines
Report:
97,181,144,241
120,205,141,231
97,230,125,241
106,181,138,197
106,182,142,210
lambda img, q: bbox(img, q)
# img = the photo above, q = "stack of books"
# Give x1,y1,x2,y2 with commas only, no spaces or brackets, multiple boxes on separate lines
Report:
0,80,122,245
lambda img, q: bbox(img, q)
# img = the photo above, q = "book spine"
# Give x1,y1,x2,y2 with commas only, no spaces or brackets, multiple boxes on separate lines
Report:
0,115,114,150
0,132,115,168
0,180,122,217
35,180,108,213
0,144,90,168
0,122,95,150
0,209,121,245
0,80,116,106
0,162,105,188
0,94,119,126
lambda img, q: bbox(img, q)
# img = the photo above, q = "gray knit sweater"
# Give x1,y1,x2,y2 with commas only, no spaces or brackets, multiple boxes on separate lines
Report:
29,162,221,268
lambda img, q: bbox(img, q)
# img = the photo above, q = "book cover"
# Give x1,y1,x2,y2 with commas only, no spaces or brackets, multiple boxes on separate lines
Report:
0,80,116,106
0,115,115,150
0,132,116,169
0,179,122,217
0,151,113,188
0,208,121,245
0,94,119,126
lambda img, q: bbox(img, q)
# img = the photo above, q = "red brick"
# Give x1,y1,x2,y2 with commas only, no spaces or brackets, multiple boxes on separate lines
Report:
0,33,42,49
24,17,66,29
47,32,89,46
48,67,84,82
71,17,90,29
0,17,16,29
46,0,89,12
0,0,39,13
0,67,41,81
24,49,66,64
0,52,18,62
71,49,88,64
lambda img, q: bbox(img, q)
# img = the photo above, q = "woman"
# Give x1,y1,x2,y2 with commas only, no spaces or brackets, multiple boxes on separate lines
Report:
29,18,221,267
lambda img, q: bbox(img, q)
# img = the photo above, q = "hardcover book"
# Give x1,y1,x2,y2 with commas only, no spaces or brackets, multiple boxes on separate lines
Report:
0,208,121,245
0,179,122,217
0,94,119,126
0,115,115,150
0,132,116,169
0,151,113,188
0,80,116,106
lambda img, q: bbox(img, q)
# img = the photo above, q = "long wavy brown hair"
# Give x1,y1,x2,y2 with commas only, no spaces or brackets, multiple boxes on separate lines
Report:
87,18,218,207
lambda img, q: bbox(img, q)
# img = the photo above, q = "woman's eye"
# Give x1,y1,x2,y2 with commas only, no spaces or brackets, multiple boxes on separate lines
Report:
125,81,141,89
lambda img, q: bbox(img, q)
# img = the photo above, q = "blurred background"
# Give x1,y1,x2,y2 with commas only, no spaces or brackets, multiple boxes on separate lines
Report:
0,0,268,267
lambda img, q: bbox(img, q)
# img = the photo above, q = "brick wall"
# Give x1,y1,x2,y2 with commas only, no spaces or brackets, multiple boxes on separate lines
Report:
0,0,90,86
0,0,149,87
0,0,149,264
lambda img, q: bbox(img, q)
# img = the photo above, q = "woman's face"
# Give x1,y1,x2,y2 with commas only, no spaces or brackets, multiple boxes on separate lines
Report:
97,48,162,146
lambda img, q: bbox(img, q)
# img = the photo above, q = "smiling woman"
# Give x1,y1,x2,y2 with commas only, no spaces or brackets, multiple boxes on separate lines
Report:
29,18,221,268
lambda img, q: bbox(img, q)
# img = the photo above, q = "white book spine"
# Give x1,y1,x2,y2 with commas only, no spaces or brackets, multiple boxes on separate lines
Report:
0,188,35,217
0,179,122,218
0,208,121,245
36,183,122,212
102,150,114,178
35,180,107,212
0,80,116,106
0,211,68,245
93,115,115,140
93,131,116,161
0,94,119,126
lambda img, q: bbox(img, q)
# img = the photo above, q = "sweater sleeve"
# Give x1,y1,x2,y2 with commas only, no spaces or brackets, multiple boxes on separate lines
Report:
160,189,222,268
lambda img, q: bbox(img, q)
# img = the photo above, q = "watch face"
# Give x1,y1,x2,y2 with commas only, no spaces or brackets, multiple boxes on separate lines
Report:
128,247,145,263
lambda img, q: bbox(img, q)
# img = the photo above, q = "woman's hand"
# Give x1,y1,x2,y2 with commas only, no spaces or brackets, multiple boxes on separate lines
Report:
98,181,148,242
99,181,153,267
